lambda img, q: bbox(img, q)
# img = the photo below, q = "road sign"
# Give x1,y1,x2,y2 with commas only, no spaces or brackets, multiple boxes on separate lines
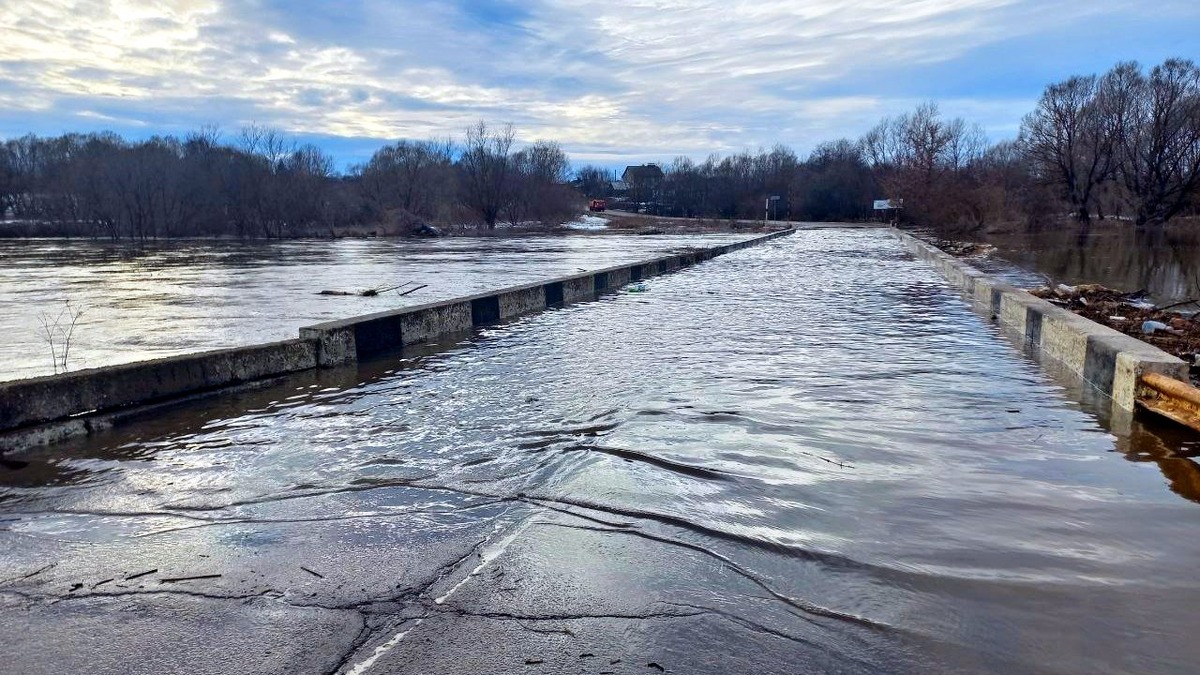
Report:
873,199,903,210
765,196,782,221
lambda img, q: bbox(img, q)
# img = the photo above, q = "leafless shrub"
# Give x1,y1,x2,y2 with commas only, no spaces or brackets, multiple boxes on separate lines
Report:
37,300,85,375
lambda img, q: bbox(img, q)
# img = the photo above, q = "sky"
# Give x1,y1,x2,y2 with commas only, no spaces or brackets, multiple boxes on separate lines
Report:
1,0,1197,171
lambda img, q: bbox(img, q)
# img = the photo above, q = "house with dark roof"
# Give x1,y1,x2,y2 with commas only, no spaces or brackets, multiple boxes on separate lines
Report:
621,164,664,213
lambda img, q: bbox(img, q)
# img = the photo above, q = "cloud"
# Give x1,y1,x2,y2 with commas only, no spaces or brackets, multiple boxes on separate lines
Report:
0,0,1196,167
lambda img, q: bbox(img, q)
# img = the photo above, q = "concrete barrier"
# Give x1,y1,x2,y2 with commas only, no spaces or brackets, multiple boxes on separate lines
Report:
0,339,318,432
297,229,794,366
891,228,1187,410
1,228,794,453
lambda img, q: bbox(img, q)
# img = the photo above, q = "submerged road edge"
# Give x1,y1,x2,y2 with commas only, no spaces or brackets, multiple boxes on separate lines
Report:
890,228,1188,416
0,229,794,454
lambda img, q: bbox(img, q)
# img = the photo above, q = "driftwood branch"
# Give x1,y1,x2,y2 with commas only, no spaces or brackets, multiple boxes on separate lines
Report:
317,281,427,297
1155,298,1200,312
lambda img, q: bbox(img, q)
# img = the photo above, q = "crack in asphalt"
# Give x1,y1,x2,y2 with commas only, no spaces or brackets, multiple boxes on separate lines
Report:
324,614,376,675
531,515,889,631
127,499,511,538
3,476,897,673
327,514,543,674
48,587,283,604
653,600,883,671
0,533,491,614
438,607,710,623
314,536,491,674
159,476,442,512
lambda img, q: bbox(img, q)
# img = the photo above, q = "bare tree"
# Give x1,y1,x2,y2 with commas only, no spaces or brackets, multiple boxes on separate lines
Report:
574,165,614,199
238,124,295,168
1108,59,1200,227
1019,75,1117,223
458,121,515,228
861,102,989,228
505,140,573,225
357,138,454,222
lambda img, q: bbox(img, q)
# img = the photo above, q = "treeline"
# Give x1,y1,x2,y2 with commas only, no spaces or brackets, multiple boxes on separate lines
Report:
2,59,1196,239
573,114,1036,229
0,122,576,239
575,57,1200,231
576,140,881,222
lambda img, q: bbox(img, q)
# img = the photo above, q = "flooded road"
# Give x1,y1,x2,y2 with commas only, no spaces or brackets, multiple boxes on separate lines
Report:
0,233,748,382
3,229,1200,674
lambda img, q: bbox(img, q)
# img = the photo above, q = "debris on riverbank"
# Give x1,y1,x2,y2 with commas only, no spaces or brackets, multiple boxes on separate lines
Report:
1030,284,1200,373
926,237,996,258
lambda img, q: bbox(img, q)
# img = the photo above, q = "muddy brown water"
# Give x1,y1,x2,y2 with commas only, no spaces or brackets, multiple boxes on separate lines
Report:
2,228,1200,674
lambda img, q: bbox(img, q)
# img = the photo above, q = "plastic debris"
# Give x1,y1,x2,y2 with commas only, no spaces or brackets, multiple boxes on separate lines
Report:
1142,320,1182,336
1030,283,1199,374
627,283,649,293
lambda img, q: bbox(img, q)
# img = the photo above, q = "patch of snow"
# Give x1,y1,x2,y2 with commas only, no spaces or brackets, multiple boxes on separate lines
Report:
564,215,609,231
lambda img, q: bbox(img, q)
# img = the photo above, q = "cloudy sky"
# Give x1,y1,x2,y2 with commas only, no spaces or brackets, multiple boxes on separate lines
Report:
1,0,1196,169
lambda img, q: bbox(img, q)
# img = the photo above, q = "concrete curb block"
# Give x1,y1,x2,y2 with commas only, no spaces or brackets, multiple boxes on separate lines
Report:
0,339,318,433
295,229,794,366
890,228,1186,410
1,228,794,451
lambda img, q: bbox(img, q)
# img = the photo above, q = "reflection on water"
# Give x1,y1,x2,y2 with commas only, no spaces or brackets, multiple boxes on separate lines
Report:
1116,419,1200,505
981,222,1200,304
0,233,749,381
4,230,1200,673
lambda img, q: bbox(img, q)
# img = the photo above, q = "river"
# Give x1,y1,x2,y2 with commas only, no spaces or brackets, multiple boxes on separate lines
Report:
0,233,749,382
3,228,1199,674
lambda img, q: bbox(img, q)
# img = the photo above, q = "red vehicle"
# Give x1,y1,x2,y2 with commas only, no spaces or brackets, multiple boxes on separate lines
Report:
588,199,607,212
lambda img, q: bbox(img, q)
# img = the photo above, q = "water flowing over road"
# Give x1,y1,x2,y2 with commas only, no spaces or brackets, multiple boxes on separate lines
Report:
3,229,1200,674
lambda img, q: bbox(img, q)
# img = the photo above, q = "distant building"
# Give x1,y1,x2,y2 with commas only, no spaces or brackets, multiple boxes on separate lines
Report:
621,164,664,213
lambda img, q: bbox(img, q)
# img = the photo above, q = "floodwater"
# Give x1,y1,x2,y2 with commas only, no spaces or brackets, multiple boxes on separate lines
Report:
977,223,1200,305
0,233,748,382
4,229,1200,674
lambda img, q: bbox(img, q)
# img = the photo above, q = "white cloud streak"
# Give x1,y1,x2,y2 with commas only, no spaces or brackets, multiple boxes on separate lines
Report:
0,0,1194,163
